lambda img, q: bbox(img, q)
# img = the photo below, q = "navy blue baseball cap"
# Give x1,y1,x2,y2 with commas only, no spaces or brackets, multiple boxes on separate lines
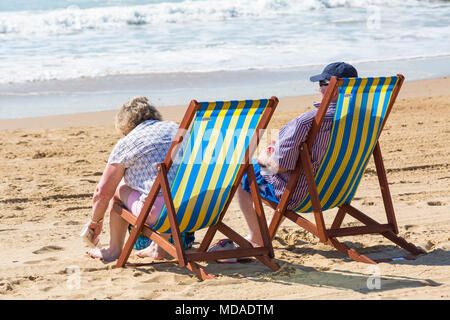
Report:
310,62,358,82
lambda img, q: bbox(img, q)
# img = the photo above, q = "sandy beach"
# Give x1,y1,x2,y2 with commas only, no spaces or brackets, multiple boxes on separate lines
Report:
0,77,449,300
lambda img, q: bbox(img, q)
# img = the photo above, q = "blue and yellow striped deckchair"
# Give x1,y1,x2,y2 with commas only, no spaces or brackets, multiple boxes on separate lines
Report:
266,75,425,263
116,98,280,279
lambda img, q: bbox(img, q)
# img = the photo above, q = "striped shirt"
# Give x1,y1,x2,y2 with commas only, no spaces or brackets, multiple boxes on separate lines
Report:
262,102,336,210
108,120,180,202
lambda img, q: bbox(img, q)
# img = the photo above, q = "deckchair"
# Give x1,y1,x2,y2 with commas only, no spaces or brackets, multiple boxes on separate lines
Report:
115,97,280,279
266,75,426,263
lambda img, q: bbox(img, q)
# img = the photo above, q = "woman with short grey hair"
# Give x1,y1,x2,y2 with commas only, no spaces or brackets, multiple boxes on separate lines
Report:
115,96,162,135
86,96,179,261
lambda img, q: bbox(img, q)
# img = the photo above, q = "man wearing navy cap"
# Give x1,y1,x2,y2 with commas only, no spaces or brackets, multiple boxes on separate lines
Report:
208,62,359,255
310,61,358,82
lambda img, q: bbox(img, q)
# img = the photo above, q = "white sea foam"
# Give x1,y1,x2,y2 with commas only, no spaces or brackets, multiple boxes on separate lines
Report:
0,0,440,37
0,0,449,84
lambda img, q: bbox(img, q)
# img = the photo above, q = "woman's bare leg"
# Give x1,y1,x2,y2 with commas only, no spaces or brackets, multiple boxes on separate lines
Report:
116,180,169,260
88,199,129,262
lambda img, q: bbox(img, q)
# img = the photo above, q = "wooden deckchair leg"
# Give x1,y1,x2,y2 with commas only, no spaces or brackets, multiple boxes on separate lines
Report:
342,204,426,256
331,207,347,229
373,142,399,234
381,231,427,256
158,163,187,268
120,213,215,280
186,262,216,280
115,180,161,268
268,209,285,241
246,164,274,258
218,223,280,271
116,217,140,268
299,143,328,243
198,225,219,253
327,237,376,264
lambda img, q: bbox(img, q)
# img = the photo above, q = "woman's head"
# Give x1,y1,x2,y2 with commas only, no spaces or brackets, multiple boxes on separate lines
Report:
115,96,162,135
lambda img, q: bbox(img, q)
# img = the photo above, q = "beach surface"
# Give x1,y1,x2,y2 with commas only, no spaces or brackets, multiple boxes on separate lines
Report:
0,77,449,300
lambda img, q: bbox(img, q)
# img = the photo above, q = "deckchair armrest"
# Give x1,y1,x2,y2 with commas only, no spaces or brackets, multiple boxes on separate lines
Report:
162,99,201,168
305,76,340,151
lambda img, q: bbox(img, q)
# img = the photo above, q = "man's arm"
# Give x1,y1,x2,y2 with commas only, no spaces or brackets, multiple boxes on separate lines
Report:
261,111,314,174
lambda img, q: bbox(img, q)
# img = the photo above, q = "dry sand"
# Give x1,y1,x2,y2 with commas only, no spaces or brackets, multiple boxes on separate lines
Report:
0,77,449,300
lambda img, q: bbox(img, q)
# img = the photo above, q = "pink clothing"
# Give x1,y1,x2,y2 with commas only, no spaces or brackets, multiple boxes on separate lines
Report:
126,190,164,227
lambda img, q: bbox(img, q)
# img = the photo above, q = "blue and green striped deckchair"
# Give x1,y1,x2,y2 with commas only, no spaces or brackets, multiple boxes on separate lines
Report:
116,98,280,280
266,75,425,263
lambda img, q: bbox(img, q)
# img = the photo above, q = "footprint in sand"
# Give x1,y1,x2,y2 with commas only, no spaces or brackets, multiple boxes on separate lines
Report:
24,257,59,265
139,292,162,299
0,280,14,294
424,240,435,251
404,224,417,231
32,245,65,255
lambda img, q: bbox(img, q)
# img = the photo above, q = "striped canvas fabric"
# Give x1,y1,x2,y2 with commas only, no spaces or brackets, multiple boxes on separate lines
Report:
293,76,400,213
152,99,270,233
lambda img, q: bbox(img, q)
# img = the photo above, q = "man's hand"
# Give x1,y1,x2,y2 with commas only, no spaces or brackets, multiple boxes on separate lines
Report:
257,146,271,168
257,145,288,173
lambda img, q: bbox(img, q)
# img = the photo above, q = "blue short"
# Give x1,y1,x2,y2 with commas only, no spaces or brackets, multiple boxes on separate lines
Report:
122,204,195,251
242,159,279,204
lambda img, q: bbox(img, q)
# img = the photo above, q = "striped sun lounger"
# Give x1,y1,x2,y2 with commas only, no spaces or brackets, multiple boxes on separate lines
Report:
266,75,426,264
115,97,280,280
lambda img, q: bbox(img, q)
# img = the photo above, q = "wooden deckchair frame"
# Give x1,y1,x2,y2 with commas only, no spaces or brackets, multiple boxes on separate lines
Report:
115,98,280,280
266,75,426,264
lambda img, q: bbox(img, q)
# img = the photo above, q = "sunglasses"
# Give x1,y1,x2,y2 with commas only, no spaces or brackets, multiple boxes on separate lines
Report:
319,80,329,87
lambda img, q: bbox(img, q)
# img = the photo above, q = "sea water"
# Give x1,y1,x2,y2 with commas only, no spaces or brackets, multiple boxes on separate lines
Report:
1,0,450,119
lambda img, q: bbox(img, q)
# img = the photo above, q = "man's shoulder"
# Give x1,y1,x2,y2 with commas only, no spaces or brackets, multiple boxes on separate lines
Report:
287,108,317,126
292,103,336,123
281,104,336,132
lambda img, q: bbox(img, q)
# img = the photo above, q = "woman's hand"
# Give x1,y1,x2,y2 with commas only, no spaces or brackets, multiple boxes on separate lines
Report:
89,163,124,242
86,219,103,243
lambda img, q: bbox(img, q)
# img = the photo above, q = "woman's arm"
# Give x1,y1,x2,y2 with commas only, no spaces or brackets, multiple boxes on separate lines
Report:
88,163,125,240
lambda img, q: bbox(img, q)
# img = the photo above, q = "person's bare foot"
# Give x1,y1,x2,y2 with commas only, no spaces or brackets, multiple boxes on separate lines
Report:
135,242,168,260
87,247,121,262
